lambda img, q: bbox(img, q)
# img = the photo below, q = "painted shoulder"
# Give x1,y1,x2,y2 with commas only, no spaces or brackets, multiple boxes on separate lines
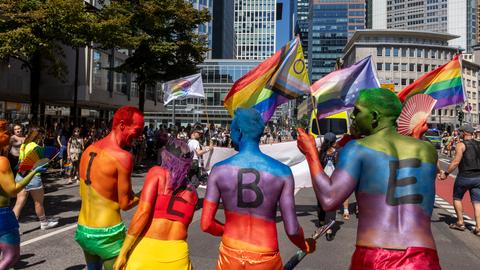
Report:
213,152,292,177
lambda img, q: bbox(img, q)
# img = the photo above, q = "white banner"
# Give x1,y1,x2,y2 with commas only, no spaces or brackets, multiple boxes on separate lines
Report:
163,73,205,105
204,139,321,189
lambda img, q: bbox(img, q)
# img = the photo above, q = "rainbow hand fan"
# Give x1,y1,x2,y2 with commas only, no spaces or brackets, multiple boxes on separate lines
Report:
17,146,59,173
397,94,437,136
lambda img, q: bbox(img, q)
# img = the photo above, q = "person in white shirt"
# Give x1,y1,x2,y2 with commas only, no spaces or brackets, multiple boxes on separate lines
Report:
187,129,212,187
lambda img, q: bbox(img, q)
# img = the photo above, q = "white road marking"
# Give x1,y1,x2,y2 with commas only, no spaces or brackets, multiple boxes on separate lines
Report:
20,224,77,247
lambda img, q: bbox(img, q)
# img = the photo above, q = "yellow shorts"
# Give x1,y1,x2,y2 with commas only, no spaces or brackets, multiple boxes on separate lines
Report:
125,237,192,270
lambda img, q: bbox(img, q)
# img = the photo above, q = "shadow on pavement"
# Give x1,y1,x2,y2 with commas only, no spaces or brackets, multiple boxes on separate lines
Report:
15,194,81,223
65,265,86,270
14,253,45,269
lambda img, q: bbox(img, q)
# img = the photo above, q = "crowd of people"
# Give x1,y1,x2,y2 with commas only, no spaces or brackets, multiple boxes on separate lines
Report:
0,93,479,269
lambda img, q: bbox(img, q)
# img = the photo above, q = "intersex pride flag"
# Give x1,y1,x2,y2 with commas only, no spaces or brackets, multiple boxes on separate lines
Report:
224,37,310,122
163,73,205,105
397,55,464,108
311,56,380,119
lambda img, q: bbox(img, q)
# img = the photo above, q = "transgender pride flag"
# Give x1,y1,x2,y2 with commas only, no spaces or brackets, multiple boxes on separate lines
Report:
311,56,380,119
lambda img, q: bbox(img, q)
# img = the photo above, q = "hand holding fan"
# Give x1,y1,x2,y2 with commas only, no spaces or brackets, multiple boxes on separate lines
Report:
397,94,437,136
17,146,59,173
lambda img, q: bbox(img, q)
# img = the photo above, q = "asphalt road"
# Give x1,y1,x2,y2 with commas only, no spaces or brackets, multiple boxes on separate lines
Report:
12,157,480,270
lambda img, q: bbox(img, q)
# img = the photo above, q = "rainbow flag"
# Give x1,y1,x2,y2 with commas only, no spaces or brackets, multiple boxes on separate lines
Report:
224,37,310,122
397,55,464,108
163,73,205,105
311,56,380,119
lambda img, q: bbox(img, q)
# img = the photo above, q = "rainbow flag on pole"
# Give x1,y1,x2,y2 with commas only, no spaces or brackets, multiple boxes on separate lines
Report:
163,73,205,105
397,55,464,108
224,37,310,122
311,56,380,119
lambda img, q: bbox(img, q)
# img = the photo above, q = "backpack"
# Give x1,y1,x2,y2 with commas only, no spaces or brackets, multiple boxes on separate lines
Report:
324,159,335,177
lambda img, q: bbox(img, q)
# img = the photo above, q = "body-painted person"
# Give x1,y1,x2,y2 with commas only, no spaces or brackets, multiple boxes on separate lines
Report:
0,120,46,270
75,106,144,270
201,108,315,270
297,88,441,270
113,138,197,270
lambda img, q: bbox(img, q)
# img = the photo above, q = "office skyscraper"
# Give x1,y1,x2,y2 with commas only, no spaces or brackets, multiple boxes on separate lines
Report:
212,0,235,59
308,0,366,81
370,0,477,53
234,0,277,60
296,0,309,60
190,0,213,58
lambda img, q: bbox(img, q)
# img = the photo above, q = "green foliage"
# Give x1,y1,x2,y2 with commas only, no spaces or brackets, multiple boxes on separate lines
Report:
98,0,211,88
0,0,97,78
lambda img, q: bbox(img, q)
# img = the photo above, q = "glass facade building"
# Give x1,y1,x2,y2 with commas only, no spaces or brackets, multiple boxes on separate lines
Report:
234,0,276,60
296,0,310,60
308,0,366,81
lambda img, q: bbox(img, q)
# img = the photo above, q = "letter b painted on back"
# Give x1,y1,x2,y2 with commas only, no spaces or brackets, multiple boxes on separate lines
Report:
237,168,264,208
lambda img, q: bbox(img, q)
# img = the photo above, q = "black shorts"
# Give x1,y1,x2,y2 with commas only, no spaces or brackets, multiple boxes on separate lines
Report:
453,176,480,202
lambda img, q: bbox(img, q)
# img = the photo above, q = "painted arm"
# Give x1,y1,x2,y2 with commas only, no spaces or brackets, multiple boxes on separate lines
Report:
200,167,224,236
115,168,158,270
297,128,359,211
279,174,313,252
0,157,42,196
117,155,140,210
445,142,465,175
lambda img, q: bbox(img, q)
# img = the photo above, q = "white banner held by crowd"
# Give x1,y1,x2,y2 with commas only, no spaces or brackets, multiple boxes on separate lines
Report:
163,73,205,105
204,139,321,190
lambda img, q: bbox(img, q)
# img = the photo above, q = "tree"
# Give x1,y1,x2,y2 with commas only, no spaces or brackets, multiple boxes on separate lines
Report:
97,0,210,112
0,0,97,124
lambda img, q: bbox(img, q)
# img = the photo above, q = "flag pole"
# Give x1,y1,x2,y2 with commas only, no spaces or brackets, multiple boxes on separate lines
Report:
310,95,321,135
172,99,176,126
203,98,210,126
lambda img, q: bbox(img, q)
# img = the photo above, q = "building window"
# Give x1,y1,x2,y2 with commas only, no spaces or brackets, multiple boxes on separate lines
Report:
417,64,422,72
417,48,423,57
409,48,415,57
386,47,391,56
401,63,407,71
409,63,415,71
410,79,415,84
401,78,407,85
438,109,441,116
424,64,429,71
450,110,453,116
401,48,407,57
393,63,399,71
394,47,399,57
377,47,383,56
385,63,391,71
377,63,383,70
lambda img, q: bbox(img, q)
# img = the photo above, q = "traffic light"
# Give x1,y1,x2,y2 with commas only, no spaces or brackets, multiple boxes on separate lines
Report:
458,111,464,124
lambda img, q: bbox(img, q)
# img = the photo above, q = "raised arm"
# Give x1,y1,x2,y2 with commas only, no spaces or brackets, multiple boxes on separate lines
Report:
200,166,224,236
0,157,42,196
297,128,360,211
117,153,140,210
279,174,313,252
114,167,159,270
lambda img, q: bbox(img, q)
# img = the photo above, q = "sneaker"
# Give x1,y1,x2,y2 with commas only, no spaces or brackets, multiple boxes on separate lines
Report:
40,217,59,230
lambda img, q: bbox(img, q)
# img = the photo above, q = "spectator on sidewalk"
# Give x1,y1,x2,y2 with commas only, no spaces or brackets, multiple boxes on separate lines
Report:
66,128,84,185
8,124,25,175
440,124,480,236
187,129,211,187
13,127,59,230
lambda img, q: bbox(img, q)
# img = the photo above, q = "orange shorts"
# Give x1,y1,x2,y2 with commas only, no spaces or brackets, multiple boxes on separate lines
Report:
216,242,282,270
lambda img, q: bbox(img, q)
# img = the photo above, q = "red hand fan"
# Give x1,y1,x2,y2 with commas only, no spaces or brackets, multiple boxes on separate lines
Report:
397,94,437,136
